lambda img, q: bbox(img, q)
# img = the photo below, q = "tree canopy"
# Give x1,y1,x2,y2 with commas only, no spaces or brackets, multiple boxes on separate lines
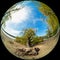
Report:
15,28,44,47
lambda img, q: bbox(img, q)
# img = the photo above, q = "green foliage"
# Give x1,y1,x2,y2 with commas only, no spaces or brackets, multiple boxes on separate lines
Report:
23,28,35,38
47,16,58,31
15,28,44,47
31,36,43,46
46,16,59,37
15,37,27,45
39,2,53,16
39,2,59,37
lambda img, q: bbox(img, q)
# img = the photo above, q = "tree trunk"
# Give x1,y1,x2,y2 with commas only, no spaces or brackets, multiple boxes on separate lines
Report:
27,37,32,47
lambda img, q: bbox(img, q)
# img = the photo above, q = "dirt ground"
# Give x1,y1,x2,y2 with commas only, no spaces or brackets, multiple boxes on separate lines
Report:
1,29,59,59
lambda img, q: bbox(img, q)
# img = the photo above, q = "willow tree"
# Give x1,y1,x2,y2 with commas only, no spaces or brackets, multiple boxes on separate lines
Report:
15,28,35,47
23,28,43,47
23,28,35,47
15,28,44,47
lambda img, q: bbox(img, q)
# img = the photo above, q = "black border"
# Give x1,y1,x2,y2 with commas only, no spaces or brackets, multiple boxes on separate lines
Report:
0,0,60,60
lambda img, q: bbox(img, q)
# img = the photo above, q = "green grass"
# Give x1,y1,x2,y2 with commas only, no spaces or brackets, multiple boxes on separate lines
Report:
15,37,27,45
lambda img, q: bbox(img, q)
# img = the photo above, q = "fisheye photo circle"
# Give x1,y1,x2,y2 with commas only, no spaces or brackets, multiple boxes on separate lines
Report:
1,1,59,60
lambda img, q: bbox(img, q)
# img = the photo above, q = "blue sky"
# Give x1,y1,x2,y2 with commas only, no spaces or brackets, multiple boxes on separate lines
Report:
2,1,48,37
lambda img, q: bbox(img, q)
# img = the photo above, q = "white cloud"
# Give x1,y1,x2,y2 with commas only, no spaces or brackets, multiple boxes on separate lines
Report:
4,27,22,36
11,6,31,24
